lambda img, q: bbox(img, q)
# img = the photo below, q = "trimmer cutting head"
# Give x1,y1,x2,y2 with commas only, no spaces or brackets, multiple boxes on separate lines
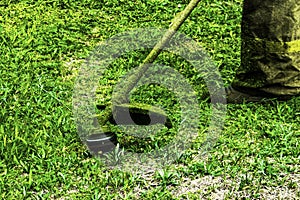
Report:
86,103,172,155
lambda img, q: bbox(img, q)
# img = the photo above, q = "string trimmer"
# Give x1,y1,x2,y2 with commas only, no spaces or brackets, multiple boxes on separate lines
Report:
87,0,201,154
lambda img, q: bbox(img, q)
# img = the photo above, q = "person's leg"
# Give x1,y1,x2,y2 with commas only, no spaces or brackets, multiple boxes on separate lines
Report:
231,0,300,99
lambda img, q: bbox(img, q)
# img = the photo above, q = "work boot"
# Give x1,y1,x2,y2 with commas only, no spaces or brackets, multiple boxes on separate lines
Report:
225,86,294,103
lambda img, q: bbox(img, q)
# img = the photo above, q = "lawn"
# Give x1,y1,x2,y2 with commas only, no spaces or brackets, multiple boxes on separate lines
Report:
0,0,299,199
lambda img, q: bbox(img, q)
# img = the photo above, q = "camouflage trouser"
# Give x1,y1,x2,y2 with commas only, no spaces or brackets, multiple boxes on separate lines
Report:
232,0,300,95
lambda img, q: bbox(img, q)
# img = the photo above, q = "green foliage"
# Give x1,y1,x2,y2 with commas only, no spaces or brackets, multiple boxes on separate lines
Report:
0,0,299,199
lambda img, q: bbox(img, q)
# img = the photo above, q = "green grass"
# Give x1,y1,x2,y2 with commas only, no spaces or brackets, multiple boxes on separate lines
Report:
0,0,299,199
